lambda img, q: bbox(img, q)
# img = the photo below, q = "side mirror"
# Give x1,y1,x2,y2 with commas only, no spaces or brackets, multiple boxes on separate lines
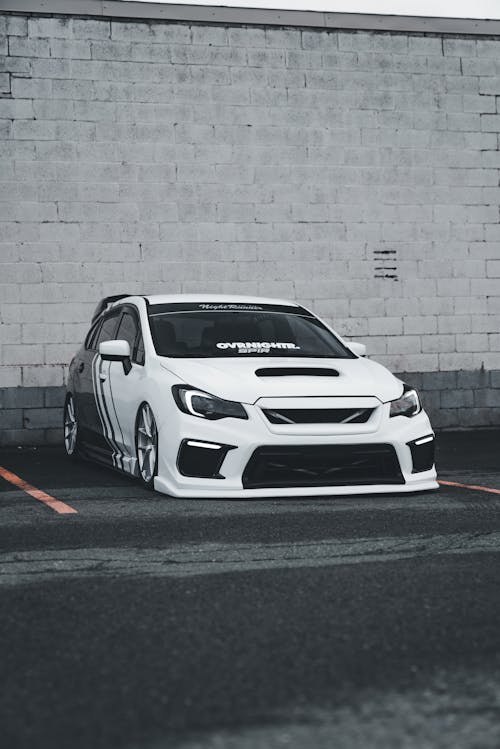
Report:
99,339,132,374
348,341,367,357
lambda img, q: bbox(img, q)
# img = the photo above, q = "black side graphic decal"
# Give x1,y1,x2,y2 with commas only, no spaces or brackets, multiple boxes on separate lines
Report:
92,354,123,469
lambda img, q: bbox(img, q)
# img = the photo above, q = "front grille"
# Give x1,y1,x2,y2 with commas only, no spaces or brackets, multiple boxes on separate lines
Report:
262,407,374,425
242,444,404,489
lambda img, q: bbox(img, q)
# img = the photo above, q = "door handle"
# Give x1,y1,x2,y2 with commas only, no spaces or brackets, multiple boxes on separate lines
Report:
99,374,107,382
78,362,85,373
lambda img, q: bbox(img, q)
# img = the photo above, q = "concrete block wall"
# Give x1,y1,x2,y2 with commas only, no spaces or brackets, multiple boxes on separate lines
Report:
1,11,500,443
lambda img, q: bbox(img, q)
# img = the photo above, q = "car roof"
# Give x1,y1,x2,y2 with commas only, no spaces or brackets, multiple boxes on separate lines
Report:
143,294,301,307
107,294,301,308
96,294,303,322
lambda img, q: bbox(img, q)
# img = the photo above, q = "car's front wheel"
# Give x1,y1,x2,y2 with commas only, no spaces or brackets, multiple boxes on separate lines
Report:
63,393,80,458
135,402,158,490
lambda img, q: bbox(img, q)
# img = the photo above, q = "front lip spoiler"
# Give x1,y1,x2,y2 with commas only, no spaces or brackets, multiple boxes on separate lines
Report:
154,475,439,499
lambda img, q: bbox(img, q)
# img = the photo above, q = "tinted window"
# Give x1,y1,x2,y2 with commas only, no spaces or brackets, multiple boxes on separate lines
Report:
148,309,355,359
116,310,144,365
116,311,137,349
95,311,121,346
135,334,145,366
85,321,102,351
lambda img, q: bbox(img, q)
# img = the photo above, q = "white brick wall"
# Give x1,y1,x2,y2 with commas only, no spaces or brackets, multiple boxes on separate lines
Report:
1,15,500,389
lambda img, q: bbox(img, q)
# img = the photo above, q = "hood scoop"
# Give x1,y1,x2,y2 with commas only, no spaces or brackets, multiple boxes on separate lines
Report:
255,367,340,378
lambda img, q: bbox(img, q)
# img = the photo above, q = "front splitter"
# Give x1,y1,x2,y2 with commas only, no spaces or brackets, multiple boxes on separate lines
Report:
154,475,439,499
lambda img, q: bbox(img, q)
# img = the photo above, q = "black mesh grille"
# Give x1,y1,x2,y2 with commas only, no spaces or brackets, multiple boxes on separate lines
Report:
262,408,374,424
242,444,404,489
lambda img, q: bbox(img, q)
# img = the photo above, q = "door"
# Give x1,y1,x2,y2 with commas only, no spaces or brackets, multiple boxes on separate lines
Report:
104,307,147,476
72,319,100,443
81,309,122,465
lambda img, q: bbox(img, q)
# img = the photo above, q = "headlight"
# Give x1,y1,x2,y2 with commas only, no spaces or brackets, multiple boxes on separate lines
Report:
389,386,422,418
172,385,248,420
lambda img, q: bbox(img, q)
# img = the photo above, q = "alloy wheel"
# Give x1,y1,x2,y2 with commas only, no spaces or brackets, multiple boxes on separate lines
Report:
136,403,158,486
64,394,78,456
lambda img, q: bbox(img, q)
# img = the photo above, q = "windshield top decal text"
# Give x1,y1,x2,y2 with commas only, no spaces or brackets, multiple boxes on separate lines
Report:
199,303,264,311
216,342,301,354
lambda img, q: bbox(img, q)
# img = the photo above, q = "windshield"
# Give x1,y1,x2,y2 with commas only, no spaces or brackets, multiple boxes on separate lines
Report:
148,304,355,359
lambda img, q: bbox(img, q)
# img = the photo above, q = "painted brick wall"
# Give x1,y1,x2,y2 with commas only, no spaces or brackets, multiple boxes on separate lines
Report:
1,12,500,443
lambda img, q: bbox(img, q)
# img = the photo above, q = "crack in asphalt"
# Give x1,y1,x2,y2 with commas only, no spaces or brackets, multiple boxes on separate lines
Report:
2,531,500,585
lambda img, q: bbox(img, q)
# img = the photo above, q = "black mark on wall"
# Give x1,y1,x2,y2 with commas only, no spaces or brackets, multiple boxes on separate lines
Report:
373,249,398,280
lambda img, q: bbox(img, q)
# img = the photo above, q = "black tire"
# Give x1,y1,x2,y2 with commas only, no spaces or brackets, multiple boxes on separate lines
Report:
135,402,158,490
63,393,80,459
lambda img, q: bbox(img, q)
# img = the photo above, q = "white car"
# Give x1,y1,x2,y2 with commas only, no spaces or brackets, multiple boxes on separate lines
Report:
64,294,438,497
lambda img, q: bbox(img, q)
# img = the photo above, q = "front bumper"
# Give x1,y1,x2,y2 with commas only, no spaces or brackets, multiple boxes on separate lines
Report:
154,399,438,498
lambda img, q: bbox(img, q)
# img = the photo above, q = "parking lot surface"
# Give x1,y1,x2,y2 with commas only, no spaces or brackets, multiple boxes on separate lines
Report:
2,431,500,749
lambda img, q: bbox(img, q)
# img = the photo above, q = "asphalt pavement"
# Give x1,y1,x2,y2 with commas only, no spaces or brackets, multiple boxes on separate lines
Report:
2,430,500,749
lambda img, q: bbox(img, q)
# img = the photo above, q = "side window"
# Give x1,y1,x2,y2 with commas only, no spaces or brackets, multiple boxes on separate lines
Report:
85,321,102,351
135,334,145,366
116,309,145,365
95,311,121,346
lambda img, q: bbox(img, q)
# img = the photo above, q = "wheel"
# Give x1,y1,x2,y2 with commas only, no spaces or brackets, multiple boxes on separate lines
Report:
63,393,80,458
135,402,158,490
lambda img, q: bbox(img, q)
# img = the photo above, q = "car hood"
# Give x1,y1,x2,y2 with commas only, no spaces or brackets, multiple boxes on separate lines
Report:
159,356,404,404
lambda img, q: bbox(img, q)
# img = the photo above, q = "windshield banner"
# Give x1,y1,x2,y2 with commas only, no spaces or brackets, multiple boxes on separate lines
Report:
216,342,301,354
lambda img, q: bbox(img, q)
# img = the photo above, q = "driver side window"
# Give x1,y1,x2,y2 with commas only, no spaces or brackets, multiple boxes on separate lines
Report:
116,310,145,366
95,311,121,347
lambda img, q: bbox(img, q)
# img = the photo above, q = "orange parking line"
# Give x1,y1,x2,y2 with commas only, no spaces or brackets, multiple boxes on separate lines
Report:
0,465,78,515
438,479,500,496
